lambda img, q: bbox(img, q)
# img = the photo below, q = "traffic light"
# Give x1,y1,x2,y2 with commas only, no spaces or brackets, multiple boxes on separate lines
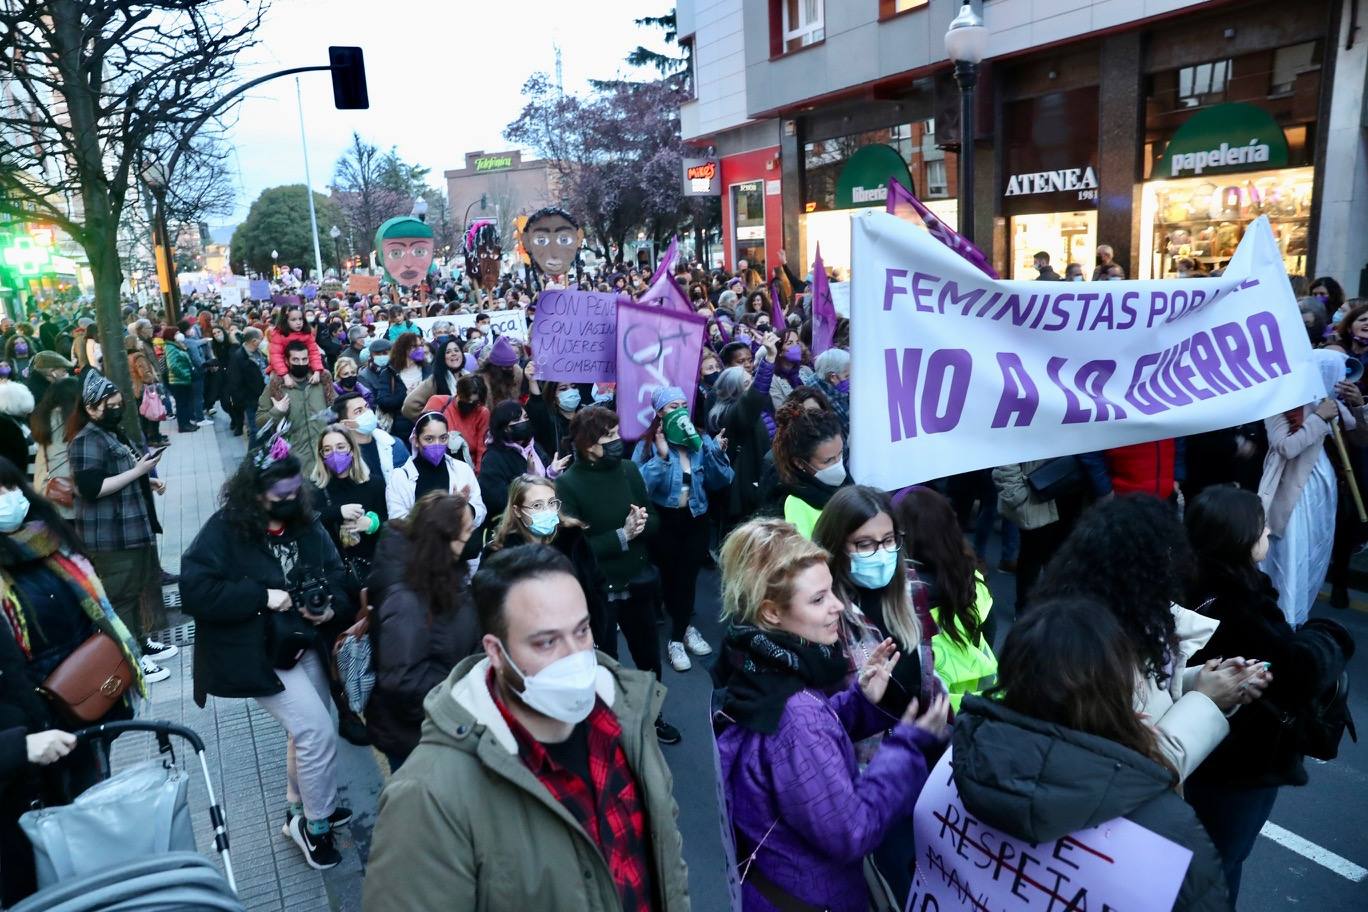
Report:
329,46,369,110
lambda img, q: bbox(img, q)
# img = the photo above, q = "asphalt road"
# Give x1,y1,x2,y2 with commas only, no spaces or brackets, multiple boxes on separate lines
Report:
659,560,1368,912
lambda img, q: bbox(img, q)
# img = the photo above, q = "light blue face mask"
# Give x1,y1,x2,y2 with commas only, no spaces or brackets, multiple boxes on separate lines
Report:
557,389,581,411
848,548,898,590
372,354,390,369
527,509,561,537
0,488,29,534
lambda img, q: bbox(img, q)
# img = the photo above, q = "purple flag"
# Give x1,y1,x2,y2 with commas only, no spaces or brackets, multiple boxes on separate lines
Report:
649,236,679,286
249,279,271,301
811,245,837,356
637,263,693,314
271,294,302,308
615,299,709,440
769,276,785,330
886,178,998,279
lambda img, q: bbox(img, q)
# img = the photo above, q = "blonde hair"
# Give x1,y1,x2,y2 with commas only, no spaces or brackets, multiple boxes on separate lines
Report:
311,423,371,487
720,518,830,627
487,474,584,550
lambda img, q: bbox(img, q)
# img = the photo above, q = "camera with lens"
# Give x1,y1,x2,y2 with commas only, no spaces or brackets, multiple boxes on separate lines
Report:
291,577,333,618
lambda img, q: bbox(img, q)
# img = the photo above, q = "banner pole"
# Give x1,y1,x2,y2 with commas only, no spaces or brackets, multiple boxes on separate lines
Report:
1331,420,1367,522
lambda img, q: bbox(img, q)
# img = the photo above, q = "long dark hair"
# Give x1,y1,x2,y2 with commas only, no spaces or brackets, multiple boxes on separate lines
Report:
31,376,81,446
896,487,983,648
274,305,304,335
218,454,314,541
488,399,525,447
1184,485,1267,599
1033,495,1189,687
811,485,919,650
0,455,85,558
994,596,1177,780
393,491,471,619
1334,301,1368,350
432,337,464,397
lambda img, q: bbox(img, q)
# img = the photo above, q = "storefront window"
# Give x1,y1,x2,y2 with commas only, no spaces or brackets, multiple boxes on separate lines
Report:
802,121,954,212
1009,211,1097,281
730,180,766,274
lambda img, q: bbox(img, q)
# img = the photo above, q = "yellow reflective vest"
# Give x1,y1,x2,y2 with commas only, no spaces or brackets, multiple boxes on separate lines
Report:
931,573,998,710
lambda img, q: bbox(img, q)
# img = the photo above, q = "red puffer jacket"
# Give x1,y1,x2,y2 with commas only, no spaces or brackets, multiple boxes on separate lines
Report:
1105,439,1177,498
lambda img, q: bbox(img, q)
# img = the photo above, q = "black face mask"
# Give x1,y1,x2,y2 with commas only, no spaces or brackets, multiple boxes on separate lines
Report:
267,497,302,520
701,371,719,388
457,400,477,416
97,406,124,430
507,420,533,443
598,439,624,464
288,364,311,380
338,376,358,389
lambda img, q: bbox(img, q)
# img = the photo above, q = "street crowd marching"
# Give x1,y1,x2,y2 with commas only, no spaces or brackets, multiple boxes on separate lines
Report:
0,200,1359,912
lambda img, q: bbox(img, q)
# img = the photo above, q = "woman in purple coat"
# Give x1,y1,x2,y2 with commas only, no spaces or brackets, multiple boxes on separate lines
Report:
713,518,950,912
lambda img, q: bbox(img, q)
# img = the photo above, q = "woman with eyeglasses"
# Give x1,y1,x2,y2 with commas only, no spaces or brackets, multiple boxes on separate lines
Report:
483,474,609,646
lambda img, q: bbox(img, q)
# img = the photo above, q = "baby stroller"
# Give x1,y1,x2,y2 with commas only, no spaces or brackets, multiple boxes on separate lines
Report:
12,720,241,912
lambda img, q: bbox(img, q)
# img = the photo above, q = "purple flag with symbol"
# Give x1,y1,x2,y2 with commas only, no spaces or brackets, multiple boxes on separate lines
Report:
886,177,998,279
811,245,837,356
615,299,709,440
769,276,785,329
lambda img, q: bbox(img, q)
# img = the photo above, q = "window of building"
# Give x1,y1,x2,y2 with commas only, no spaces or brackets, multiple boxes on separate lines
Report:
782,0,824,53
681,37,696,99
926,160,948,196
1177,59,1230,108
1271,41,1318,96
880,0,929,18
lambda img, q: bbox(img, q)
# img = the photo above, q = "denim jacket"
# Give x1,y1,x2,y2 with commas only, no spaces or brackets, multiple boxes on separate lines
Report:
633,434,734,517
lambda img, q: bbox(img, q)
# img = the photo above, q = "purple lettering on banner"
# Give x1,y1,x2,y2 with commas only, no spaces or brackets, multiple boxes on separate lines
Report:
883,269,910,311
1247,311,1291,378
1189,331,1235,394
1147,292,1169,329
1211,321,1265,387
1187,288,1209,317
1086,295,1114,332
991,293,1038,327
1124,353,1168,415
1075,360,1125,421
911,272,940,313
921,350,972,434
1041,294,1071,332
1118,292,1140,330
1169,289,1190,321
614,299,708,439
1047,357,1091,424
886,348,923,442
991,353,1039,429
530,289,620,382
1150,344,1193,408
1169,338,1214,401
938,281,985,316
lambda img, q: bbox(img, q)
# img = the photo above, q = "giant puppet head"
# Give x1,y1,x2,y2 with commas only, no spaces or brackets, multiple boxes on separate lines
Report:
522,206,584,279
464,219,502,290
375,216,436,288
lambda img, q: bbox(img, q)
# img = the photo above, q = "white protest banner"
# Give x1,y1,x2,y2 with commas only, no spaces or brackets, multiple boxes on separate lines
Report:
219,286,242,309
909,750,1192,912
375,311,528,342
850,212,1320,490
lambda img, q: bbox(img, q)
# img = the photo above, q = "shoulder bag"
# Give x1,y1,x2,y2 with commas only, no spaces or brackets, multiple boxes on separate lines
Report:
40,632,133,723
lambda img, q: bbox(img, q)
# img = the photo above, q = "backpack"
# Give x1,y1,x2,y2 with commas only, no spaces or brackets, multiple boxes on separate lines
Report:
1263,669,1358,761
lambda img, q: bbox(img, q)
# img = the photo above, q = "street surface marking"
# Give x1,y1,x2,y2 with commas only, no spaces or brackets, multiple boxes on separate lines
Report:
1261,822,1368,882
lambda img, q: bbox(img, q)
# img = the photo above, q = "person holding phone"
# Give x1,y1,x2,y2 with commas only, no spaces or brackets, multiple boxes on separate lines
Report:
68,370,173,682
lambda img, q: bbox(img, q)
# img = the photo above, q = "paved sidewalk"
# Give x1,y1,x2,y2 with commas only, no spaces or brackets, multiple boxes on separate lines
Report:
109,414,382,912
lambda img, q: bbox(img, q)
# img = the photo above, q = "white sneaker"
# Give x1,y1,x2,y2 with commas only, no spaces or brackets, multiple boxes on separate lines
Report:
141,638,178,661
684,626,713,657
139,656,170,683
667,640,691,672
195,418,214,426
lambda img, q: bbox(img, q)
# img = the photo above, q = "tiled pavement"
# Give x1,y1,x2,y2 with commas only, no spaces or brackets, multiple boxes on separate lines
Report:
108,413,382,912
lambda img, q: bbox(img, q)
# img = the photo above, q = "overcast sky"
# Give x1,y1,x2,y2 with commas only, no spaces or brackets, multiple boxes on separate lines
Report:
213,0,674,232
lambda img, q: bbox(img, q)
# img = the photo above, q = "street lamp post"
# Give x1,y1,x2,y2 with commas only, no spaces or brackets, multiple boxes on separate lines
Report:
412,197,429,223
945,1,988,245
140,158,181,323
329,225,342,275
271,249,279,279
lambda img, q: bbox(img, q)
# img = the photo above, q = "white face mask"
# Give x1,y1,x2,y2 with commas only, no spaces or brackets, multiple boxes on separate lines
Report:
813,460,847,487
500,643,598,724
0,488,28,533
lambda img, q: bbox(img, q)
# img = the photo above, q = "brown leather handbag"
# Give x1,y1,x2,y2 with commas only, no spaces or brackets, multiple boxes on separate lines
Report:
40,632,134,722
43,475,75,509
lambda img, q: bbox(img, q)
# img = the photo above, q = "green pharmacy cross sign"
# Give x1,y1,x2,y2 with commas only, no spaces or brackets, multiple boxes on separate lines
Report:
0,233,52,276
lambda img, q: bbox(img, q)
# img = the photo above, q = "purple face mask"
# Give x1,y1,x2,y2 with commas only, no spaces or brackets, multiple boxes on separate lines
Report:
322,451,353,476
410,348,427,363
419,443,447,466
0,366,11,379
784,345,802,361
13,343,28,357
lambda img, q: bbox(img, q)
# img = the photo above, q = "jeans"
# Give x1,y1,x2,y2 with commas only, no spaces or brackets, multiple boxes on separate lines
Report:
650,505,709,641
254,651,339,824
169,384,195,431
189,373,205,422
1185,781,1279,905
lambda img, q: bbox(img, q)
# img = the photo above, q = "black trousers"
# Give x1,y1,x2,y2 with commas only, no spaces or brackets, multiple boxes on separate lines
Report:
650,504,710,641
599,581,662,680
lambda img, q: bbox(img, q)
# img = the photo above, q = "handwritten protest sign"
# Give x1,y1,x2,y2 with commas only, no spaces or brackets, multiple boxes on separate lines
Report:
219,286,242,309
530,290,619,382
248,279,271,301
850,211,1320,490
373,310,528,343
347,274,380,296
909,750,1192,912
615,299,707,439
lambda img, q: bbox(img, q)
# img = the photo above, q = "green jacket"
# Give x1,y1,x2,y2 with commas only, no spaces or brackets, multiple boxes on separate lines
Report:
255,373,335,480
362,652,691,912
165,343,193,386
555,457,658,589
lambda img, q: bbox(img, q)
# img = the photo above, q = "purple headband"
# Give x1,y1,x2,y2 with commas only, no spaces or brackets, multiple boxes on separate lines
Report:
266,475,304,498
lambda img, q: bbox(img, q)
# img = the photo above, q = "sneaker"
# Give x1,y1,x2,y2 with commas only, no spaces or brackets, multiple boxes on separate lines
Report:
140,637,178,661
684,626,713,657
654,716,682,745
139,656,170,683
283,805,353,837
667,641,691,672
288,815,341,870
177,425,198,433
160,570,180,585
195,418,214,426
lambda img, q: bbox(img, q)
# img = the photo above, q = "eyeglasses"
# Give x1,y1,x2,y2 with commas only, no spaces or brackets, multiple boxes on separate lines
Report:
848,533,903,558
522,498,561,513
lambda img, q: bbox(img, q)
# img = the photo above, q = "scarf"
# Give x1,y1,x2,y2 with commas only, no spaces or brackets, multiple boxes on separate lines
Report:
509,439,546,476
713,623,849,734
0,522,146,696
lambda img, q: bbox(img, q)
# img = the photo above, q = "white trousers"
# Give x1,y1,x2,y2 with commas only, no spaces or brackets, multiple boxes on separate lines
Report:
254,650,338,822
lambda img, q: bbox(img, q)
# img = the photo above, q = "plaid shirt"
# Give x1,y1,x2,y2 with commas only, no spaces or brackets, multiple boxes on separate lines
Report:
490,671,657,912
70,424,159,551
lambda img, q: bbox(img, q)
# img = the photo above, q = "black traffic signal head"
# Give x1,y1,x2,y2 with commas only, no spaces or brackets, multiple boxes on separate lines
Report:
329,46,369,110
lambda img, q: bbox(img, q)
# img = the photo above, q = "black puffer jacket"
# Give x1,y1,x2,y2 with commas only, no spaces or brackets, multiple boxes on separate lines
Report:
952,696,1230,912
